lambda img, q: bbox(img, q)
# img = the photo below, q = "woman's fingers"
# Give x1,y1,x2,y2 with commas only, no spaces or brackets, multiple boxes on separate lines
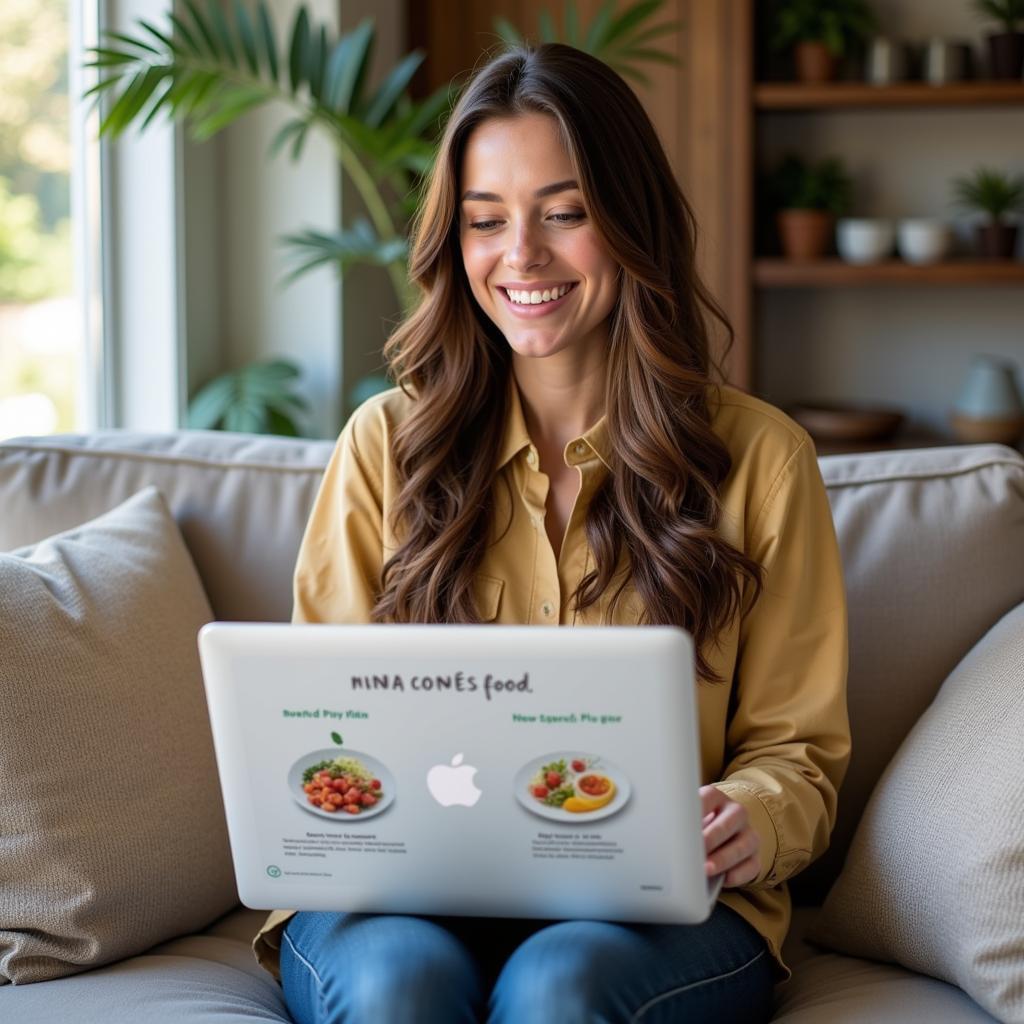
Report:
722,851,760,888
705,826,760,878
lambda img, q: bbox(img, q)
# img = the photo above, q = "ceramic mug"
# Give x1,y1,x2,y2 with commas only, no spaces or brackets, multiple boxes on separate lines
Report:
866,38,906,84
953,355,1024,419
897,219,950,264
837,218,895,263
924,37,966,84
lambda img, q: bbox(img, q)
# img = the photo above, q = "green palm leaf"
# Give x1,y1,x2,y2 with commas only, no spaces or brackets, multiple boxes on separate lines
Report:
288,5,310,94
363,50,424,127
256,2,279,81
188,359,308,436
232,0,261,76
206,0,239,67
494,0,678,82
324,19,373,113
279,221,408,284
181,0,220,59
167,12,202,57
493,17,524,47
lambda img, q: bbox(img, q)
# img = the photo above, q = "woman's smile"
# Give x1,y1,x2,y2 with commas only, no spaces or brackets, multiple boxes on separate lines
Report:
496,282,578,317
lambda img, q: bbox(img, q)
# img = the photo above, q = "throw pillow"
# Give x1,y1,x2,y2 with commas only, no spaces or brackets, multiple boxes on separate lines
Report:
0,487,238,985
807,600,1024,1022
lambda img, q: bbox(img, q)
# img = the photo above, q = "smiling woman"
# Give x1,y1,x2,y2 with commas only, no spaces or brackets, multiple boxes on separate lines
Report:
258,40,851,1024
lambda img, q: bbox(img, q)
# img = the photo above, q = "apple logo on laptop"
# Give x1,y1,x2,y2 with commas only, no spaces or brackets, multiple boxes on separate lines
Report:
426,753,482,807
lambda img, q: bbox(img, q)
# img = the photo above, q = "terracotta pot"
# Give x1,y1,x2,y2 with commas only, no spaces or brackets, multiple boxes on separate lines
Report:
777,209,834,261
986,32,1024,79
975,222,1019,259
794,41,838,83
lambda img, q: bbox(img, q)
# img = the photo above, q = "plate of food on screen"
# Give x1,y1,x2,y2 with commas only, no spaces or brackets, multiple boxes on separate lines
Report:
513,752,631,822
287,745,396,822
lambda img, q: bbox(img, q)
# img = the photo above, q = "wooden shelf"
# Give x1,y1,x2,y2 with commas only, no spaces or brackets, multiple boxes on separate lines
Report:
754,81,1024,110
754,258,1024,287
810,431,954,457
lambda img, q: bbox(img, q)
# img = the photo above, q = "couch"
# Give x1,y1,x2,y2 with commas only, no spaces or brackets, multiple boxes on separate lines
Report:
1,429,1022,1023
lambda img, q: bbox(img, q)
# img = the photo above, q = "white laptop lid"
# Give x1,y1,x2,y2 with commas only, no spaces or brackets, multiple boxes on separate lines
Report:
199,623,724,924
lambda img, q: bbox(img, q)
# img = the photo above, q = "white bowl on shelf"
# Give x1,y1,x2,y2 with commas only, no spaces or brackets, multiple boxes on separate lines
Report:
897,219,951,265
836,218,895,264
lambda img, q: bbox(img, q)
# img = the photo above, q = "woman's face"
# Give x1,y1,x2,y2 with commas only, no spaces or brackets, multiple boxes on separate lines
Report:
459,112,620,363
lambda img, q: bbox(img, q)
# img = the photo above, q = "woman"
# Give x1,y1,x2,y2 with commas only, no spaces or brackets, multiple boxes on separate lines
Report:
253,42,850,1024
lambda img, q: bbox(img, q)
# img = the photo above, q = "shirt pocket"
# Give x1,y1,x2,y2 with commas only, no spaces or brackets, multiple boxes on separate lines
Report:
473,574,505,622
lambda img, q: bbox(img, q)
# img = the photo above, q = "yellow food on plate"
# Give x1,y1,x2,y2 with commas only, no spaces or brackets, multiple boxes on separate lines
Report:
562,779,616,813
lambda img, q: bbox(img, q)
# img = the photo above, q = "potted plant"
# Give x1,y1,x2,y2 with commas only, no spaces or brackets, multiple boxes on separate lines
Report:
765,154,854,261
770,0,880,84
951,166,1024,259
971,0,1024,79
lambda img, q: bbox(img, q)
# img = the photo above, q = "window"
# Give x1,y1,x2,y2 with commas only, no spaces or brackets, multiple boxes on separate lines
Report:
0,0,88,439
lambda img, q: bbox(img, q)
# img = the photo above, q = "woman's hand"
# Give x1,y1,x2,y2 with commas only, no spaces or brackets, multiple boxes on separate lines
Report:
700,784,761,889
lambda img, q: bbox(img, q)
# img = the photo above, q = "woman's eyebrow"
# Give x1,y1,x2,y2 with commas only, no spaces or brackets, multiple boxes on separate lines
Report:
460,179,580,203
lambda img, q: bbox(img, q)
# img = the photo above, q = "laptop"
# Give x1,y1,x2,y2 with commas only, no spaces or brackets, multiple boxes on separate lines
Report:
198,622,725,924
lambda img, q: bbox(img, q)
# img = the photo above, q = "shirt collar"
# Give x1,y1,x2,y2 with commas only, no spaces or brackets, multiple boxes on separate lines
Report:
496,373,612,471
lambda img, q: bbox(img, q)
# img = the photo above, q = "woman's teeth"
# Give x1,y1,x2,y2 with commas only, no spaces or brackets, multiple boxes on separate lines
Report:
505,284,573,305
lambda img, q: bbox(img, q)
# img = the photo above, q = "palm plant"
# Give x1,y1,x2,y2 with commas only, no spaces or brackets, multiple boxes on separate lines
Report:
186,358,309,435
495,0,678,88
85,3,447,314
951,167,1024,223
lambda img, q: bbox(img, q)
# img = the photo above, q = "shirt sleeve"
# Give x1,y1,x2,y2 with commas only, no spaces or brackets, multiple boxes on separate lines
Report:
713,435,851,890
292,417,385,625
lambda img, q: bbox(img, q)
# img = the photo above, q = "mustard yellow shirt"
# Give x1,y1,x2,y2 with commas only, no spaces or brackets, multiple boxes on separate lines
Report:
253,378,851,986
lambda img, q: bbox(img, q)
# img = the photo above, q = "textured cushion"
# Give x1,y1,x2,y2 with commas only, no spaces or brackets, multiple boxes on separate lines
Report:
770,952,1000,1023
0,488,238,984
796,444,1024,904
0,431,334,622
0,917,290,1024
806,600,1024,1022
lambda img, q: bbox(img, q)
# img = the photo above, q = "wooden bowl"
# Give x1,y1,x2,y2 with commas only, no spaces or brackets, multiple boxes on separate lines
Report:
788,401,905,442
949,412,1024,446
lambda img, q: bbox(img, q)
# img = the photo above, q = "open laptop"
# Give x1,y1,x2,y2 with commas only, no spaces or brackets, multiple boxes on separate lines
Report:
198,622,725,924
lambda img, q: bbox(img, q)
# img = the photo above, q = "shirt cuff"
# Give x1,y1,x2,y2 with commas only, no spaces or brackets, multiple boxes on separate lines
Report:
711,780,780,888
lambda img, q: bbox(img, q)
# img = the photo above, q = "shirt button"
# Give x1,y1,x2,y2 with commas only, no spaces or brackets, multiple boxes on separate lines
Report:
541,601,554,617
526,449,537,467
573,442,587,457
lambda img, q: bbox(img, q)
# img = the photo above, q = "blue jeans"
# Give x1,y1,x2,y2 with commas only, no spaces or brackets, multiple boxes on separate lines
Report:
279,903,777,1023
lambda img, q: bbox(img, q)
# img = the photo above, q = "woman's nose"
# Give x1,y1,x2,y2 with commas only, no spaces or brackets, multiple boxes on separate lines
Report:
503,222,549,272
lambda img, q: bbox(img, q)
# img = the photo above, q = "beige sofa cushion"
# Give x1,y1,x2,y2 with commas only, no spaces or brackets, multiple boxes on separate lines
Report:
796,444,1024,904
0,488,238,984
0,432,334,622
806,600,1024,1023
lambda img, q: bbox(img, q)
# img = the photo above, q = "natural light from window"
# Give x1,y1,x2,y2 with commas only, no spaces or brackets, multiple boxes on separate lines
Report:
0,0,80,441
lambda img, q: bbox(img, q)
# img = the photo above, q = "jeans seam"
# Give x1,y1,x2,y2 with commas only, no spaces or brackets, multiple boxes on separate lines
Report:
282,926,328,1019
628,948,767,1022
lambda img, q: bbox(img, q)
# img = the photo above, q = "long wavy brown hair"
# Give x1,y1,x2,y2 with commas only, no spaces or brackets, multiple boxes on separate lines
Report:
373,43,764,684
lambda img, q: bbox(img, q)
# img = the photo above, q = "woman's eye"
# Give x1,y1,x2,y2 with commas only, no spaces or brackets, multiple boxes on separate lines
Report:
469,220,502,231
550,212,585,223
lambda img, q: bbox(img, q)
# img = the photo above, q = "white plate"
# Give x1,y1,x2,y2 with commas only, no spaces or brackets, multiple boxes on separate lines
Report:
514,751,631,823
287,747,396,822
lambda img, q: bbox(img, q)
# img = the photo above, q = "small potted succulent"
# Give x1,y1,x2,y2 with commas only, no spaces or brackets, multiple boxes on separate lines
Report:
950,166,1024,259
770,0,880,83
765,154,854,261
971,0,1024,79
